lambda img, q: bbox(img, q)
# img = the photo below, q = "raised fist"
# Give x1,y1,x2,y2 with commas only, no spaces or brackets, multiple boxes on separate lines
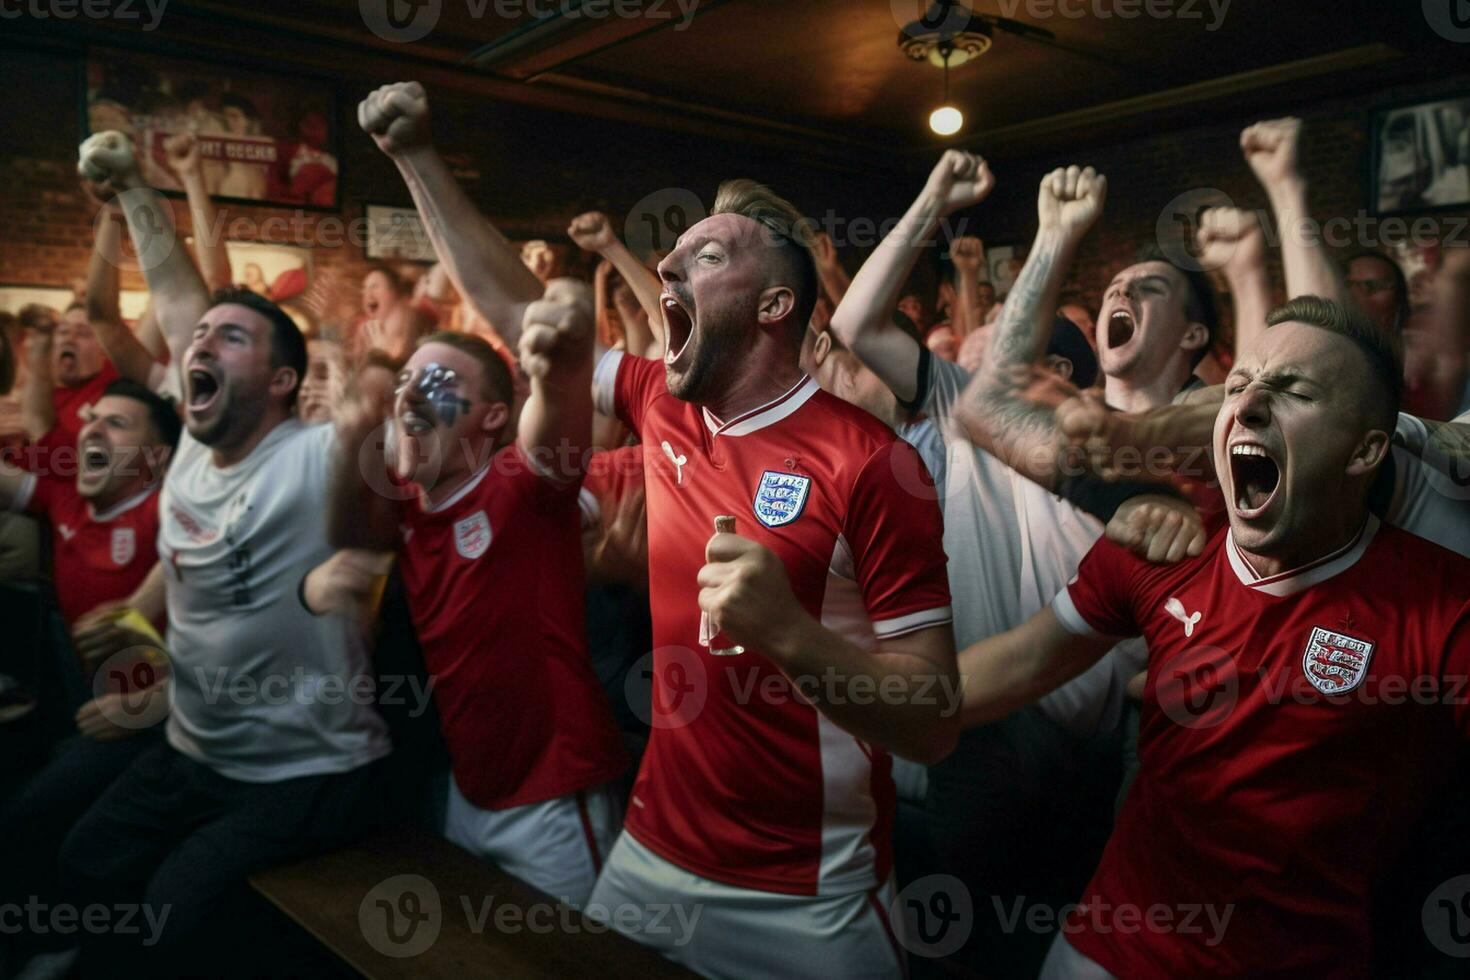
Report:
1241,117,1302,189
358,81,432,156
923,150,995,216
1194,206,1265,278
18,304,58,336
78,131,142,196
567,212,617,253
163,131,202,179
950,235,984,272
519,278,594,379
1038,165,1107,241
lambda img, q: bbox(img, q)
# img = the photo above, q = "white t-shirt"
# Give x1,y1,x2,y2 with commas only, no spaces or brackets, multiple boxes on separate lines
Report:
158,419,391,782
1387,409,1470,559
922,356,1146,736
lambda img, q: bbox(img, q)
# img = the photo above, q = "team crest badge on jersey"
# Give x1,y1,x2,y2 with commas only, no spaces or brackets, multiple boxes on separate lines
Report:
753,470,811,528
110,527,136,566
453,510,492,559
1301,625,1374,696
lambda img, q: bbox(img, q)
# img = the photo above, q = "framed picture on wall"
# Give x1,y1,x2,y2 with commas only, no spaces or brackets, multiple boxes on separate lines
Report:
83,47,340,210
0,285,75,316
364,204,437,263
1370,96,1470,215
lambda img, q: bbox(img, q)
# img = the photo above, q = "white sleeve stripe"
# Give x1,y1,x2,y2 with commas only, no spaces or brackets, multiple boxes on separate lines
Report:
1051,586,1101,638
593,349,625,419
873,606,953,638
9,472,37,513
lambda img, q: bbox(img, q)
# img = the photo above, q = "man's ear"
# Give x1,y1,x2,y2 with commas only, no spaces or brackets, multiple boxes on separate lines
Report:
1044,354,1074,382
270,366,299,402
1180,321,1209,356
480,402,511,436
1346,426,1391,478
812,329,833,367
757,286,796,327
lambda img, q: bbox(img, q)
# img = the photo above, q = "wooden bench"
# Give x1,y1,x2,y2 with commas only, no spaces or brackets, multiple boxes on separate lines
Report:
249,824,697,979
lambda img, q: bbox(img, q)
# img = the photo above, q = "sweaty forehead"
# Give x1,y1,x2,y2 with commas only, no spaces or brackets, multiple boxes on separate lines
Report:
677,212,765,252
1110,261,1182,292
1243,321,1354,381
201,302,272,339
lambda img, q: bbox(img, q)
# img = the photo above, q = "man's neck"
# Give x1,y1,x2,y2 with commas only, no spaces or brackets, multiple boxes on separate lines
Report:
1104,364,1192,413
210,410,293,468
88,480,149,517
1235,511,1368,580
700,354,805,424
420,434,499,509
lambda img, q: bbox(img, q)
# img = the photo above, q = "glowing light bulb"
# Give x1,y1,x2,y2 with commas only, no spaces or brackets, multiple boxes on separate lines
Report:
929,105,964,136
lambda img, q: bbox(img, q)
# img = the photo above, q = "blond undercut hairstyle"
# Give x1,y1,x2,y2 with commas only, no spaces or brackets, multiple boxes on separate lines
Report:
711,179,820,346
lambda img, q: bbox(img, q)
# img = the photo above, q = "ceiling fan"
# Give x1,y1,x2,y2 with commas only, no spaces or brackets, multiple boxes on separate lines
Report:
896,0,1059,69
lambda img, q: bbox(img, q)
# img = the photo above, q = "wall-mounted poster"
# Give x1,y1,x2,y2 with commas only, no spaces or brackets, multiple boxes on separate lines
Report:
364,204,437,263
84,48,339,209
0,285,76,316
1371,95,1470,215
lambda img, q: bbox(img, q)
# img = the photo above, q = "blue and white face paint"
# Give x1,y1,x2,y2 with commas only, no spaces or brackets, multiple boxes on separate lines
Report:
395,362,473,432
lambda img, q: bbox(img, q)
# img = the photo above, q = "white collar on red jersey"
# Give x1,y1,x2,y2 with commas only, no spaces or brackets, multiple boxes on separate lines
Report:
701,376,818,437
421,463,492,514
1226,514,1379,597
88,483,159,523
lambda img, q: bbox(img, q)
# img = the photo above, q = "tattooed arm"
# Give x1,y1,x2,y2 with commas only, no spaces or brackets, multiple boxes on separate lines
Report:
954,165,1107,490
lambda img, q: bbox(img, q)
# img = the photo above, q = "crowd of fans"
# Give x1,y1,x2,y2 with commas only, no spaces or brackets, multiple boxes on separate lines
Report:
0,77,1468,980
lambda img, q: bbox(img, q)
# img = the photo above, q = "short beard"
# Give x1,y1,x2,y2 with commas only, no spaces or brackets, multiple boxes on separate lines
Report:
665,320,746,405
188,383,262,449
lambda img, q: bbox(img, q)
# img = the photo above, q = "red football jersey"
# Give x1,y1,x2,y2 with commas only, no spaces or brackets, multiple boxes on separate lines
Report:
596,350,953,896
1053,514,1470,978
394,442,627,811
33,363,120,473
19,472,160,626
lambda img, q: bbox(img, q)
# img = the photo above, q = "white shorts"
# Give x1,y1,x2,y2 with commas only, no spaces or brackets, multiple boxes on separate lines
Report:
443,776,622,908
1039,933,1118,980
586,832,906,980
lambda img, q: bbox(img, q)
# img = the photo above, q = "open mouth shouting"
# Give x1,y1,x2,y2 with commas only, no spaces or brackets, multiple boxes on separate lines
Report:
79,439,111,482
1228,440,1282,520
187,363,222,419
662,290,695,367
398,398,436,435
1105,305,1136,350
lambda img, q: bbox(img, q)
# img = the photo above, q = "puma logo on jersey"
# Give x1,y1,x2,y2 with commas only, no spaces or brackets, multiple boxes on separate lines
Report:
1165,597,1202,637
661,441,687,485
57,523,77,542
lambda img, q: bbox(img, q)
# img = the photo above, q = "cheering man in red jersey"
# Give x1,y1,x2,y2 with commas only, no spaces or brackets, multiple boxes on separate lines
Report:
587,178,959,978
959,296,1470,979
